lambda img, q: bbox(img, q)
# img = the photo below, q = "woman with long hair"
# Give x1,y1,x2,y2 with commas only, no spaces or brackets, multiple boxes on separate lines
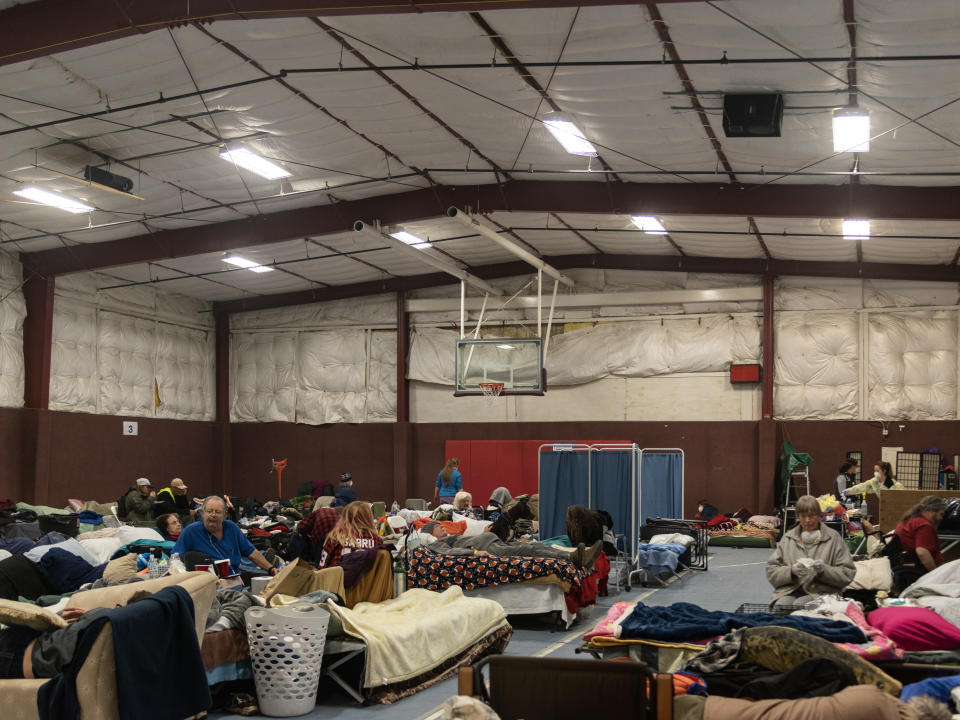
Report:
894,495,949,588
432,458,463,506
318,501,382,568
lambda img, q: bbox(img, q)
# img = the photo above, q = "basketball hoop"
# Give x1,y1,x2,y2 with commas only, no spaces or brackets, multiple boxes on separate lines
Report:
478,382,504,403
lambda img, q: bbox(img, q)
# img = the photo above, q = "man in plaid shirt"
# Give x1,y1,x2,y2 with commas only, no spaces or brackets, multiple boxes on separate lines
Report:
297,507,340,563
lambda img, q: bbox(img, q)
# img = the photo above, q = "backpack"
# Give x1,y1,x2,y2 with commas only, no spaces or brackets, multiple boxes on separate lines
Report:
116,489,133,518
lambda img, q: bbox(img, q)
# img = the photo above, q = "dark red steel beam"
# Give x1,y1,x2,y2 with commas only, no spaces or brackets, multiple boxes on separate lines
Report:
761,274,774,419
396,292,410,423
213,252,960,314
22,181,960,277
0,0,704,69
22,275,55,409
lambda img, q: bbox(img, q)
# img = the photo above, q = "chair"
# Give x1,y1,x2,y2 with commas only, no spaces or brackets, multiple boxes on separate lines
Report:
458,655,670,720
405,498,428,510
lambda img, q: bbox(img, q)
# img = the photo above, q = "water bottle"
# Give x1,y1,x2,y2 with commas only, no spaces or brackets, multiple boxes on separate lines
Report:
860,498,868,518
148,554,160,579
157,555,169,577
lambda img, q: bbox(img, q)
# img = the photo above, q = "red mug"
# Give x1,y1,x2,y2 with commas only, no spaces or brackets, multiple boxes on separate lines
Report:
194,564,211,573
214,559,231,578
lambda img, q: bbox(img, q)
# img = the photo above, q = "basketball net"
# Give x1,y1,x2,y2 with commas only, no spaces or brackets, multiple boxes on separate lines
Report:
478,381,504,405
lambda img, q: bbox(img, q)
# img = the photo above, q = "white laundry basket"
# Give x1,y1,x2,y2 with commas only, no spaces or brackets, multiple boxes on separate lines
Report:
244,604,330,717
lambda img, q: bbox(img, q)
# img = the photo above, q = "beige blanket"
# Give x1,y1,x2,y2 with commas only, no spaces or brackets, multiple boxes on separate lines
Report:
326,587,508,687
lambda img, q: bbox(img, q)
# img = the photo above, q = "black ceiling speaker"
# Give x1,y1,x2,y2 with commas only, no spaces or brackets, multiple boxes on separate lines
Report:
722,93,783,137
83,165,134,193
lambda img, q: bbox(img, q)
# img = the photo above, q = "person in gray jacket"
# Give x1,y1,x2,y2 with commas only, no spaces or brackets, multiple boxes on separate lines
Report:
422,521,601,569
766,495,856,608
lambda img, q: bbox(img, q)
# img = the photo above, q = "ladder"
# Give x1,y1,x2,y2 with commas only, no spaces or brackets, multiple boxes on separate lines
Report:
780,465,811,535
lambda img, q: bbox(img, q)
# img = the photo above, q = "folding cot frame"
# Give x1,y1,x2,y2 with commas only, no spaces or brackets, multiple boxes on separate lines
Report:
628,517,710,588
537,443,686,578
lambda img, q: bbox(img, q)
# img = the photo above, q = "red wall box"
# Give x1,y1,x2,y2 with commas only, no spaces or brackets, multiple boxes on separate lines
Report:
730,363,762,383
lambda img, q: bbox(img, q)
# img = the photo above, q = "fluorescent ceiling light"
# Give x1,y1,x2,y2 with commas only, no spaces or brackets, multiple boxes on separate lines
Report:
833,110,870,153
219,148,292,180
13,186,93,214
630,216,667,234
842,219,870,240
223,255,273,273
496,344,516,350
542,112,598,157
390,230,430,250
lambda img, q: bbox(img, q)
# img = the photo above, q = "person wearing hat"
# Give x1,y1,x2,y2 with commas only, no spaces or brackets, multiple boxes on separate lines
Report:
334,472,358,507
124,478,156,524
154,477,196,521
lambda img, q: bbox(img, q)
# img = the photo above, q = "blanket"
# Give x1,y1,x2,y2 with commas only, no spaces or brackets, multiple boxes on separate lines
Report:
325,586,507,687
617,602,867,643
407,544,583,592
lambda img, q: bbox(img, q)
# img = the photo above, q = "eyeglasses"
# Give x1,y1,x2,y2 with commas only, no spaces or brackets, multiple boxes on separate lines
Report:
204,508,224,516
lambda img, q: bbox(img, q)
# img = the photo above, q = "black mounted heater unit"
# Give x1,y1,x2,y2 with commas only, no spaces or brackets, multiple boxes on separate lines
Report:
83,165,134,194
722,93,784,137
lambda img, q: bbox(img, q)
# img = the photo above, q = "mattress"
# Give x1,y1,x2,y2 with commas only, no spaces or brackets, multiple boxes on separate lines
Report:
464,582,578,628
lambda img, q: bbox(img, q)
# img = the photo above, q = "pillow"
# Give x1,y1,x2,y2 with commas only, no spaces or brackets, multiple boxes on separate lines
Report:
867,606,960,651
116,525,164,545
103,553,140,584
649,533,694,546
24,536,98,566
847,557,893,592
67,499,85,512
0,598,67,631
78,536,125,565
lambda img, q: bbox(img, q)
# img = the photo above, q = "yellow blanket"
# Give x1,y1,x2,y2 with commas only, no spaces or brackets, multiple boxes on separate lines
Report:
326,587,508,687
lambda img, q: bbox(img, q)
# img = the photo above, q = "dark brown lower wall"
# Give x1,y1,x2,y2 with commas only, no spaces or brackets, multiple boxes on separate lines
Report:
2,410,958,516
0,407,23,500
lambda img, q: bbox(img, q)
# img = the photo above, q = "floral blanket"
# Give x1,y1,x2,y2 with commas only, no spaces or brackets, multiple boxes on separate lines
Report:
406,545,584,592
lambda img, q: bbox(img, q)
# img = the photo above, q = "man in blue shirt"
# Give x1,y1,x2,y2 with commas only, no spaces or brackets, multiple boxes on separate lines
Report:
173,496,277,576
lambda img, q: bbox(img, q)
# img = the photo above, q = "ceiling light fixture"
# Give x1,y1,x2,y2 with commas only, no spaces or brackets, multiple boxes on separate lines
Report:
630,216,667,234
13,186,94,214
842,219,870,240
219,147,292,180
542,112,598,157
390,230,430,250
223,255,274,273
833,109,870,153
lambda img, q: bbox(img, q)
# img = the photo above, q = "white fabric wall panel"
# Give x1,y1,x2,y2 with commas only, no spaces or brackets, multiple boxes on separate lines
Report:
231,332,297,422
0,253,24,408
155,324,213,420
296,330,367,424
868,311,957,420
367,331,397,422
49,305,98,413
98,313,156,417
774,312,859,420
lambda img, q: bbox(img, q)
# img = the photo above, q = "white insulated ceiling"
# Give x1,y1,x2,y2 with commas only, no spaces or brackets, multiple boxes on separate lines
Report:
1,0,960,303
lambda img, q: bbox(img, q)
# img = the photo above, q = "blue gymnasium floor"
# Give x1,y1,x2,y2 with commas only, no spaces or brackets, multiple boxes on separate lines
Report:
210,545,773,719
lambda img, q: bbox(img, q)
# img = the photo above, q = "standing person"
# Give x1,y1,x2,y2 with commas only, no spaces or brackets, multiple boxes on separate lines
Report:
433,458,463,506
835,459,859,499
894,495,948,588
766,494,856,608
318,501,382,568
334,472,358,507
844,461,904,497
172,496,277,576
153,477,195,521
123,478,156,524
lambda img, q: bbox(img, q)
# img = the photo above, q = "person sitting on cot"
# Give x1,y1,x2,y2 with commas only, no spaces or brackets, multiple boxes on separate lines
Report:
766,494,856,609
317,501,382,569
421,521,601,569
452,491,480,519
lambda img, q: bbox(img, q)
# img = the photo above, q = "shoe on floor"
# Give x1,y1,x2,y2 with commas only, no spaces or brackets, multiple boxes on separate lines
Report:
225,692,258,716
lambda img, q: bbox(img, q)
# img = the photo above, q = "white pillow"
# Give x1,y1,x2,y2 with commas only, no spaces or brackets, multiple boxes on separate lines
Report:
0,549,10,562
649,533,694,546
24,537,98,566
78,537,125,565
116,525,164,545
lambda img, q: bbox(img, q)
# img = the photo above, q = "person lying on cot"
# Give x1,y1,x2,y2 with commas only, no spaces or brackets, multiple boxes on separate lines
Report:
0,606,103,679
420,521,601,569
766,494,855,609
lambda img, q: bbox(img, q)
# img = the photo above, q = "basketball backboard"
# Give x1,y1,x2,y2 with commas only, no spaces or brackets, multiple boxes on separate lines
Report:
455,338,545,395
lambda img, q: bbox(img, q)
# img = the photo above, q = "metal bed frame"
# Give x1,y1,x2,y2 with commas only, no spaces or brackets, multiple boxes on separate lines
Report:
626,517,709,587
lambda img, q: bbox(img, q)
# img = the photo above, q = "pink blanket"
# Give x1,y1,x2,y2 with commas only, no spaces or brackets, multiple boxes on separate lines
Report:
583,601,634,641
833,602,903,661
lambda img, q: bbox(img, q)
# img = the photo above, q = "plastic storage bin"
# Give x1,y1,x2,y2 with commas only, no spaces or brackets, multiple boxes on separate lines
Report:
244,604,330,717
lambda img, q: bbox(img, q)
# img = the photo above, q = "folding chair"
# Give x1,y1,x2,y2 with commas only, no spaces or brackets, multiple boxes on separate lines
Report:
458,655,671,720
